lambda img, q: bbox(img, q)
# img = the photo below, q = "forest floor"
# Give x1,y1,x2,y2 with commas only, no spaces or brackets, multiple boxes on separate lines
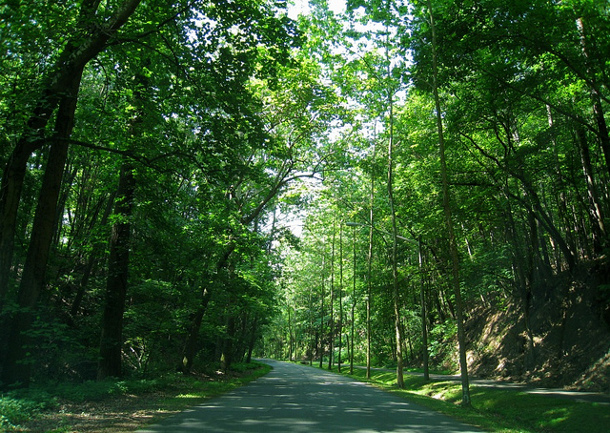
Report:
19,393,185,433
10,363,271,433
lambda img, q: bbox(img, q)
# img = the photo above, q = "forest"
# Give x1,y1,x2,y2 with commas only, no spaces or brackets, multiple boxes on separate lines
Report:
0,0,609,408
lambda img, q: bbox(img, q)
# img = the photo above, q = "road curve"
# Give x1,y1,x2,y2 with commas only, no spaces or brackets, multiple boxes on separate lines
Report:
138,359,483,433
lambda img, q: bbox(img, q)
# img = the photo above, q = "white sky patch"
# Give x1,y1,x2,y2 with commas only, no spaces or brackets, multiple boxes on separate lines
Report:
288,0,346,19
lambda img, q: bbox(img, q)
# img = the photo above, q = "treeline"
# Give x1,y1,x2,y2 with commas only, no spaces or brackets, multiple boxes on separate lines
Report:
0,0,332,389
261,0,610,398
2,0,609,396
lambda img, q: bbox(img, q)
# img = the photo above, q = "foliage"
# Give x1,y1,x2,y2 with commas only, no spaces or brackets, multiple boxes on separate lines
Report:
262,0,610,399
0,0,609,418
0,389,57,431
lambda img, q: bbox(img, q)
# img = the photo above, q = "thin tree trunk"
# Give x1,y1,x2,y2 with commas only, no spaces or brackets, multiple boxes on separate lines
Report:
308,281,315,365
221,313,236,372
387,84,404,390
338,223,343,373
246,316,258,364
576,17,610,177
319,252,326,369
180,288,212,374
366,142,375,380
419,238,430,381
350,224,357,375
575,125,606,254
426,0,471,406
97,161,135,380
328,230,335,370
70,191,116,319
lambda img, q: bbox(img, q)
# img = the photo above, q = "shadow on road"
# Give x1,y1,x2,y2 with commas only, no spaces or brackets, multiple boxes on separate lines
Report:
138,360,483,432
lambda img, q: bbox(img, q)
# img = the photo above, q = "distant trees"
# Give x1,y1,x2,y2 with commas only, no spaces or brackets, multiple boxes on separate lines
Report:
263,0,610,402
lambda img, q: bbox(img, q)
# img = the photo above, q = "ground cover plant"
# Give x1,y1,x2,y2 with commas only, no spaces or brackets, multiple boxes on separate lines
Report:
322,365,610,433
0,362,270,432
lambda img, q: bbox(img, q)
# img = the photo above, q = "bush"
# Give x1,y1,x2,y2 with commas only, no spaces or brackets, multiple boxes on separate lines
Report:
0,390,56,431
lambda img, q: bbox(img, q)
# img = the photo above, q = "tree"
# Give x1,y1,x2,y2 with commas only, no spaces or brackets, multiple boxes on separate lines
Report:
0,0,304,388
424,0,471,406
0,0,144,388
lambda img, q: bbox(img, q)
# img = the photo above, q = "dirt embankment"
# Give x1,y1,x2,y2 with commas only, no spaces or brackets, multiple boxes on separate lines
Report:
463,260,610,393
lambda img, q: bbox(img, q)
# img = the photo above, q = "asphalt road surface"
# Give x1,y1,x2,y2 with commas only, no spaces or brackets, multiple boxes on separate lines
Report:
138,359,483,433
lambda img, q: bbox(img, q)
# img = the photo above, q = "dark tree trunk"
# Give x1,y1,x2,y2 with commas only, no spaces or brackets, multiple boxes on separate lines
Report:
328,231,335,371
1,71,82,388
179,247,235,374
576,17,610,178
419,239,430,381
180,288,211,374
575,125,607,255
70,192,116,319
221,314,236,372
246,316,259,364
0,144,34,307
97,162,135,380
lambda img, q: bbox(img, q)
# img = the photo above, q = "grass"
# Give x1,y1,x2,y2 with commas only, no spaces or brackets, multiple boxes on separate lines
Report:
1,361,271,432
322,366,609,433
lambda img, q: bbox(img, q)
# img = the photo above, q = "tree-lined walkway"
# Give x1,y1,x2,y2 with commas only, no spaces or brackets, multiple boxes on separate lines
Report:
138,360,483,432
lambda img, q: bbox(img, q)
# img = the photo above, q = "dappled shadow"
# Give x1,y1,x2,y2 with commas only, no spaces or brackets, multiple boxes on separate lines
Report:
138,360,482,432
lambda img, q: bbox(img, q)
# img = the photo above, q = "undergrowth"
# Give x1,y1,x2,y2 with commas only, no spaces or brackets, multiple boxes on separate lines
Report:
0,361,270,432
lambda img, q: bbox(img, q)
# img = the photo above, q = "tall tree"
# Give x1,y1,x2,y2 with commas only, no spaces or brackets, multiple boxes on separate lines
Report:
0,0,144,388
424,0,471,406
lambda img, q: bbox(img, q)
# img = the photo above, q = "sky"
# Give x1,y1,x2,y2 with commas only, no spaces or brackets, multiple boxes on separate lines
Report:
287,0,346,19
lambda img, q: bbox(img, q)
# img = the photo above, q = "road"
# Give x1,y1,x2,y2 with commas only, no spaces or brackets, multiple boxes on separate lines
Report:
138,359,483,432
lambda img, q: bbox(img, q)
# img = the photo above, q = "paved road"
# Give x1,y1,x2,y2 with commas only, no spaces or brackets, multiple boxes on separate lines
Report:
138,359,483,432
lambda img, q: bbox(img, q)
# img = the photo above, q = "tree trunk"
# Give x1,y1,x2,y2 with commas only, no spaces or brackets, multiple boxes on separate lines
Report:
338,224,343,373
180,288,212,374
70,192,116,319
350,225,357,375
319,252,326,369
419,238,430,381
574,125,607,255
387,89,404,389
1,71,82,388
0,146,32,307
246,316,258,364
328,230,335,370
366,141,375,380
576,17,610,177
97,162,135,380
426,0,471,406
221,314,236,372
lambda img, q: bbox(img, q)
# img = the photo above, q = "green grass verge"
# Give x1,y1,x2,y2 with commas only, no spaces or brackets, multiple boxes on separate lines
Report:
0,361,271,432
322,366,609,433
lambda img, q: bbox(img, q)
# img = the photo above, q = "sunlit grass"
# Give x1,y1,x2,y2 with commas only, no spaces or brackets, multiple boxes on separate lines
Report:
320,365,609,433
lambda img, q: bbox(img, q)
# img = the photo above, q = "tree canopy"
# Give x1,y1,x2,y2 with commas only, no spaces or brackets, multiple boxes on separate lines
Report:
1,0,609,399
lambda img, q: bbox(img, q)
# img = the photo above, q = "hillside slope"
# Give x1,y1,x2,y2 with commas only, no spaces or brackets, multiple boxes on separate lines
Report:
463,260,610,393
